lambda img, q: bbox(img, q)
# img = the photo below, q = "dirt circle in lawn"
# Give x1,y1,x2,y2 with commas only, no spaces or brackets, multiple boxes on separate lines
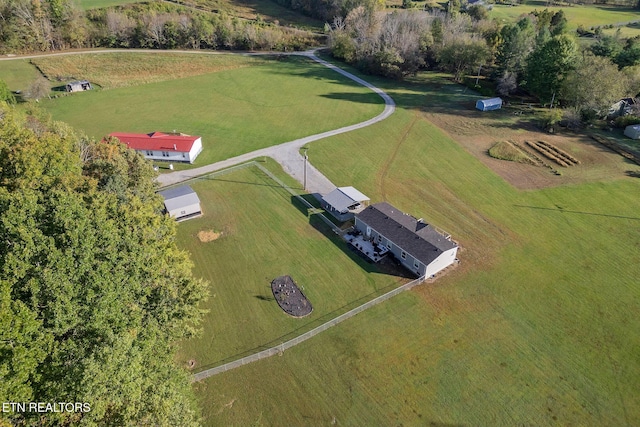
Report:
271,275,312,318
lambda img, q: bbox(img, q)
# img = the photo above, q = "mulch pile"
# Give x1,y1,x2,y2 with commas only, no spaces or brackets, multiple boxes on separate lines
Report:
271,275,312,318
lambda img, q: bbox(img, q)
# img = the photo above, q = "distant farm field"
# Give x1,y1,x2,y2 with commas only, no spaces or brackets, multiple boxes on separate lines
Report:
174,161,405,371
195,59,640,426
490,2,640,30
78,0,145,9
39,53,384,167
31,52,265,89
0,59,41,92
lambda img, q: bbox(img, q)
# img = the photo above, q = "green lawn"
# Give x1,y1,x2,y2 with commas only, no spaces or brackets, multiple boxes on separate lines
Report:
0,59,41,92
490,2,640,30
40,55,384,168
175,161,405,370
194,60,640,425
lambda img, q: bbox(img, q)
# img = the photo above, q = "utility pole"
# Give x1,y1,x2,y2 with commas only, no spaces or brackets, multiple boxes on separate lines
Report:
303,147,308,191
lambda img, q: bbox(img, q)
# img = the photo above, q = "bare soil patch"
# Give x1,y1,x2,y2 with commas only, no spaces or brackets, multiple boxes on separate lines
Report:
198,230,222,242
271,275,312,318
424,110,638,190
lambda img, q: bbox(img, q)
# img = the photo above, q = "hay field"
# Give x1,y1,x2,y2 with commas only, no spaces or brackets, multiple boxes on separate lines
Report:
490,1,640,30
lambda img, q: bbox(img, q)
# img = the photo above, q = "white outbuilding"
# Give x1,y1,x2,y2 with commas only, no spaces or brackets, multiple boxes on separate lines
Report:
322,186,370,221
158,185,202,221
624,124,640,139
476,97,503,111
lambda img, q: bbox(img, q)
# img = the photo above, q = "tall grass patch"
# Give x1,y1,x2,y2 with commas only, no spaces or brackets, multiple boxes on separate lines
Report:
31,52,266,89
489,140,535,164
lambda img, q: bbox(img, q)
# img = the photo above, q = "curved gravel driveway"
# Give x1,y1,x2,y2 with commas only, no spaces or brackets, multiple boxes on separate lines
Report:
1,48,395,194
157,50,395,194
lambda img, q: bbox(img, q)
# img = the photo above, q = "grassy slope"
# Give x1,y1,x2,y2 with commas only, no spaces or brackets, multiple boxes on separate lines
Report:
78,0,145,10
30,53,266,89
195,62,640,425
175,161,406,370
490,2,640,30
0,59,41,92
40,55,383,167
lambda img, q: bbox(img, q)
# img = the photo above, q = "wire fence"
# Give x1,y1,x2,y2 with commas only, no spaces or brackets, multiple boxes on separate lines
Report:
192,274,426,382
168,161,426,383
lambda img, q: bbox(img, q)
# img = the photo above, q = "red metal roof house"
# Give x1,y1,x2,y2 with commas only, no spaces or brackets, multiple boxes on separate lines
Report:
108,132,203,164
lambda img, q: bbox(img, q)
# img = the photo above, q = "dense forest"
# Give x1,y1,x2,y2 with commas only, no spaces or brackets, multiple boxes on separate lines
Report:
327,6,640,122
0,104,208,426
0,0,320,53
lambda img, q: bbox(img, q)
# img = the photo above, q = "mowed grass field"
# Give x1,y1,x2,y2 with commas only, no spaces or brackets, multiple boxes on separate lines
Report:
490,1,640,30
78,0,145,9
194,61,640,425
38,53,384,167
0,59,41,92
174,161,405,370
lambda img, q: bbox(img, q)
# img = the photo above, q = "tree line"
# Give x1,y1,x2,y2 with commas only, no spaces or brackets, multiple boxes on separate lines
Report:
0,0,320,53
0,103,208,426
327,6,640,121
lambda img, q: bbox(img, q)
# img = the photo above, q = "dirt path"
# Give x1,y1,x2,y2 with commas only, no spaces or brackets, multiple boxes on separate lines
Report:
377,111,419,200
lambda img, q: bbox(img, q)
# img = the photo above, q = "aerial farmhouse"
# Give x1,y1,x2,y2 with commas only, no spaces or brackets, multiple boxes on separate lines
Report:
352,202,458,277
158,185,202,221
109,132,203,163
321,186,370,221
476,97,502,111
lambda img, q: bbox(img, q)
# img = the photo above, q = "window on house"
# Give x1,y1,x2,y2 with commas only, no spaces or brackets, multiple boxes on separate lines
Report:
401,251,407,260
145,150,153,156
414,260,419,268
376,235,382,243
182,153,187,158
162,151,170,157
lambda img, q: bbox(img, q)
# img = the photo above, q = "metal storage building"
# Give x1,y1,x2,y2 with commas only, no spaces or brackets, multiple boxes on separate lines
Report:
158,185,202,221
476,97,503,111
624,124,640,139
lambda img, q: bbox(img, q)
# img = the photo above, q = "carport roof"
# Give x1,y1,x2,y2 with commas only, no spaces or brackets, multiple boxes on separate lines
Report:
322,186,369,212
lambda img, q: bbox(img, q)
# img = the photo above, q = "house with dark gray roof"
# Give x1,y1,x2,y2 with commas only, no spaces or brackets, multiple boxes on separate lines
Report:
321,186,370,221
354,202,458,277
158,185,202,221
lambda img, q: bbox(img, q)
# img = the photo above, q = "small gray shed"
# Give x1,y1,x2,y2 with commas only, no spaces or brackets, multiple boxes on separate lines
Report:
158,185,202,221
476,97,502,111
322,186,370,221
624,124,640,139
66,80,92,92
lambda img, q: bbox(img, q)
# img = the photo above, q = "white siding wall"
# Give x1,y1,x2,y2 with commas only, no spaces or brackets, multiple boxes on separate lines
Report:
168,202,201,220
425,247,458,277
139,149,190,163
188,138,203,163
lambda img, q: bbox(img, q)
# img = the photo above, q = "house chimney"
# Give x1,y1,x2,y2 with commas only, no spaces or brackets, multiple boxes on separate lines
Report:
173,144,177,150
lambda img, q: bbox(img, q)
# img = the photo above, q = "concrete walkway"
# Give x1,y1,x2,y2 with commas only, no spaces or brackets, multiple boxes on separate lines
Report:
157,50,396,194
